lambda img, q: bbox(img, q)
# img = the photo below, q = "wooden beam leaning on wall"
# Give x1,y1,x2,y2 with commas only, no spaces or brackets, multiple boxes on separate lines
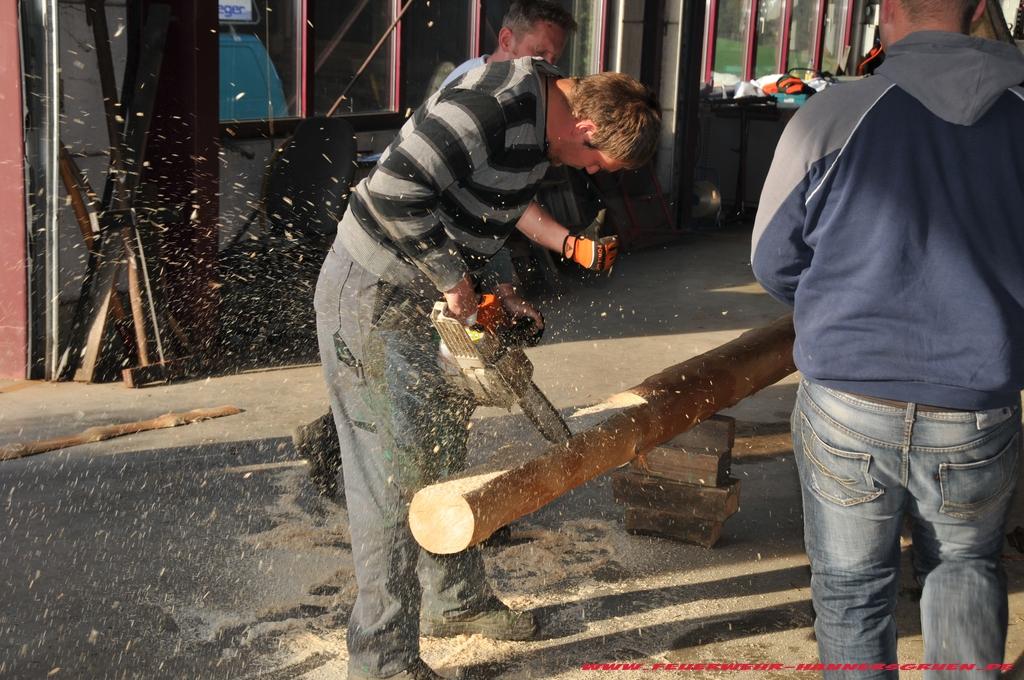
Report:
69,3,198,387
409,315,797,555
57,145,138,365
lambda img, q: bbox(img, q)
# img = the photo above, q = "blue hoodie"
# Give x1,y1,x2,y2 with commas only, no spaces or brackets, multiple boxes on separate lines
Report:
752,32,1024,410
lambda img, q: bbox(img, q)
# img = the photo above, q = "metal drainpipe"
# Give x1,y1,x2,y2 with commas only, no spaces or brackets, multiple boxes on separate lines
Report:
673,0,708,230
20,0,61,379
42,0,59,379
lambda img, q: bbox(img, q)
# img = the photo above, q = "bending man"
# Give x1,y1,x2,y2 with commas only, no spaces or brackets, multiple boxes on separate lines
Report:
317,58,660,680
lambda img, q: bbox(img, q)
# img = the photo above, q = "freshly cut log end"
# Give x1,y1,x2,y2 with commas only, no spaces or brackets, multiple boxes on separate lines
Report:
409,488,476,555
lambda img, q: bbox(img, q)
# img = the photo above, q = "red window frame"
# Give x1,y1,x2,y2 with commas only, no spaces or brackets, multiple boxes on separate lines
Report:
743,0,761,80
811,0,828,68
703,0,719,83
778,0,794,73
227,0,609,137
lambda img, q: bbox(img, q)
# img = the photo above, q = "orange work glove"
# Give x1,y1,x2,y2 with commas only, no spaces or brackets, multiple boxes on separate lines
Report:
562,234,619,272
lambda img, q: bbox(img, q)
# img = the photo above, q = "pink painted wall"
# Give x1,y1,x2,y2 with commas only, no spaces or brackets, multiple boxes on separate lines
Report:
0,1,27,379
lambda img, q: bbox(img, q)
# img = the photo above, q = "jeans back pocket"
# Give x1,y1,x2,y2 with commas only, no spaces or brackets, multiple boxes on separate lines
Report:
800,412,884,507
939,431,1019,520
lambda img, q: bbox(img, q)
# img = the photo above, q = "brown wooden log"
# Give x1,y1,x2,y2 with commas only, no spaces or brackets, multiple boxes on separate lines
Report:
0,406,242,461
409,315,796,554
657,413,735,451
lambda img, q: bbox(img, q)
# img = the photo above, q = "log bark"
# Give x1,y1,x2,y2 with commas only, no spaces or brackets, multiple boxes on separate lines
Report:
409,315,796,554
0,406,243,461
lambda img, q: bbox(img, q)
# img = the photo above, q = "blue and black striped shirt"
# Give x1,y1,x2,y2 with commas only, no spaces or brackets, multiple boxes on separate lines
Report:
339,57,557,292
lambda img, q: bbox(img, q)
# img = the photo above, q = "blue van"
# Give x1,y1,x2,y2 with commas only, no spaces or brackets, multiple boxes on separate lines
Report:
219,32,289,121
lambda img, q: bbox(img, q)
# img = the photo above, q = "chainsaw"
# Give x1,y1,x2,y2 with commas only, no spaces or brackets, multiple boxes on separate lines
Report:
431,295,571,445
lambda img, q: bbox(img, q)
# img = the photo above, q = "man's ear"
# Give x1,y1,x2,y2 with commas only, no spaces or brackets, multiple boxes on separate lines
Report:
574,119,598,141
879,0,894,24
497,27,516,55
971,0,988,24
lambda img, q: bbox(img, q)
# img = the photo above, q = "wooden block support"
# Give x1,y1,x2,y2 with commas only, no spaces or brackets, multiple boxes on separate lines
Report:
632,450,730,487
630,415,734,485
611,471,741,520
659,414,735,453
624,508,724,548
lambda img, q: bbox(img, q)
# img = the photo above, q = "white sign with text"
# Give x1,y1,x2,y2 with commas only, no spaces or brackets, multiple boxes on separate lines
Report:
219,0,254,23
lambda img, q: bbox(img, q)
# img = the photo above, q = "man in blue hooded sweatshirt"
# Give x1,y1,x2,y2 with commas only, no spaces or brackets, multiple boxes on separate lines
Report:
752,0,1024,676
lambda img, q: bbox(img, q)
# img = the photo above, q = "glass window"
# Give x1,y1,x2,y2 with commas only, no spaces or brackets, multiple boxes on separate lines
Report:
711,0,751,86
480,0,605,76
819,0,850,74
219,0,300,122
399,2,472,112
1000,0,1019,35
553,0,604,75
313,1,396,115
753,0,784,78
787,0,821,72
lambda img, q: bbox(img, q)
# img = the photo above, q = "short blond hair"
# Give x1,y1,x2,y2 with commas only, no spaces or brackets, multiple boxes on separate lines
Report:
567,72,662,168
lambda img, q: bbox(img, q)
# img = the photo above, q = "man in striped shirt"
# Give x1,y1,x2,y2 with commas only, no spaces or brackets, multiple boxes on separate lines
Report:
316,57,660,680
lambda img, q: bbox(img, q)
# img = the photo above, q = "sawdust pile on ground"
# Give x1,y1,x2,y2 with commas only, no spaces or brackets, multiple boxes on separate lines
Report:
487,520,617,606
270,519,628,675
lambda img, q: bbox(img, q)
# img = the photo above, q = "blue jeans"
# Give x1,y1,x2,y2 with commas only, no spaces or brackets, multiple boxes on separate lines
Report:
794,380,1020,679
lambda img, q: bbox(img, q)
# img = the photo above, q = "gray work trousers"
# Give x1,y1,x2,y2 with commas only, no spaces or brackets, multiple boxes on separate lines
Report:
314,242,494,678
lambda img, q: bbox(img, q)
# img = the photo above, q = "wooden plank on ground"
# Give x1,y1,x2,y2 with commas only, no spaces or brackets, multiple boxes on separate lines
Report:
0,406,242,461
631,446,730,486
122,355,204,388
611,471,741,520
659,414,735,453
624,508,724,548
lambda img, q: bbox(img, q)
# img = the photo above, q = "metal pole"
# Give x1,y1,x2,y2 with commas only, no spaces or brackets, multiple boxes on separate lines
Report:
42,0,60,379
672,0,708,230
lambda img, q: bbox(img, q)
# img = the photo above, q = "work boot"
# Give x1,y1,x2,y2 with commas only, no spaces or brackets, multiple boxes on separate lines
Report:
347,658,445,680
421,597,537,641
293,412,343,501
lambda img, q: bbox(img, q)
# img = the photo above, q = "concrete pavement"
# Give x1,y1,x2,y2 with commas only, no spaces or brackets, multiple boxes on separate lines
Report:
2,227,1022,679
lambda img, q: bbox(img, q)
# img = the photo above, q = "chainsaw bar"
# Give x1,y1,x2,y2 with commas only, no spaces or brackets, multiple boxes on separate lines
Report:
432,303,571,444
509,374,572,445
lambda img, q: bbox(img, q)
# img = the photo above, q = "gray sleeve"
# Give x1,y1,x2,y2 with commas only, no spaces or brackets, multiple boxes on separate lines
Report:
751,77,896,303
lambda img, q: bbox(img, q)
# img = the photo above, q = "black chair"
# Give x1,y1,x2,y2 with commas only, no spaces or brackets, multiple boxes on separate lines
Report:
219,116,357,365
263,116,357,247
